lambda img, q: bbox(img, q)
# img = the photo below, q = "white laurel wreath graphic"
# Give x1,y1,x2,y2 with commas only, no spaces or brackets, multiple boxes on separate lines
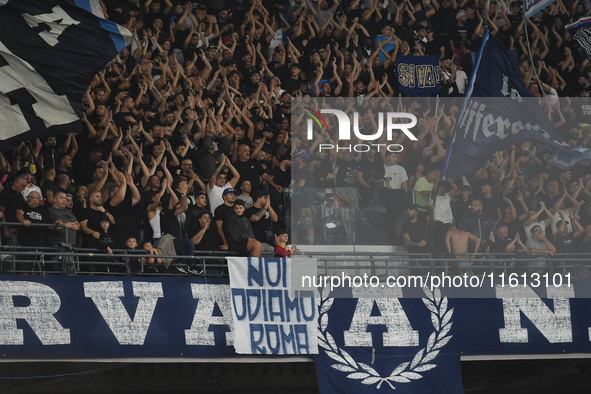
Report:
317,287,453,390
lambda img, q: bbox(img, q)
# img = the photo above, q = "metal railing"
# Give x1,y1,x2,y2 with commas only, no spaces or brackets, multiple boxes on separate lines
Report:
0,243,237,276
2,221,71,244
312,252,591,279
0,243,590,278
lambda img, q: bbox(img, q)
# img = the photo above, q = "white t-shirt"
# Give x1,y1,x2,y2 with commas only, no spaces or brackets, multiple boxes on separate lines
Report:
384,164,408,189
524,220,547,248
430,193,453,224
207,181,232,213
455,70,468,95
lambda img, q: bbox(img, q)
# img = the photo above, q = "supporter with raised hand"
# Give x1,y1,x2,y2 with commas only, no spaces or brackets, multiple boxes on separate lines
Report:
523,200,554,248
208,154,240,213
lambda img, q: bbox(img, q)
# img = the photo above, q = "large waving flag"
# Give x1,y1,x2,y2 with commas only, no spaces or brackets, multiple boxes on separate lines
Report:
567,16,591,61
441,32,590,180
0,0,131,151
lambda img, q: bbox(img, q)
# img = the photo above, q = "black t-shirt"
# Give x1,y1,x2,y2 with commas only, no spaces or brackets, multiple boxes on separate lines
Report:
0,188,26,223
283,76,304,93
245,205,274,244
215,204,235,238
160,206,181,238
89,229,116,251
105,193,142,244
185,206,207,239
233,159,264,191
403,219,428,251
555,233,576,253
18,205,52,246
194,227,223,251
481,196,499,222
493,236,514,253
272,167,291,188
79,207,108,247
335,158,358,187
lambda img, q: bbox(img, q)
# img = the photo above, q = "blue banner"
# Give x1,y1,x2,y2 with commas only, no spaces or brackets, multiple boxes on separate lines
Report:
441,32,591,180
524,0,557,19
0,0,131,151
2,275,591,361
314,288,464,394
397,55,440,96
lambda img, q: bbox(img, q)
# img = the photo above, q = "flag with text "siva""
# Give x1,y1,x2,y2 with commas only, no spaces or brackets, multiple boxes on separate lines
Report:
0,0,131,151
396,55,440,96
441,32,591,180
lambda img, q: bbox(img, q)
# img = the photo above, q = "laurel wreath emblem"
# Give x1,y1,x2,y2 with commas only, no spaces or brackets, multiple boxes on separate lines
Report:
317,287,453,390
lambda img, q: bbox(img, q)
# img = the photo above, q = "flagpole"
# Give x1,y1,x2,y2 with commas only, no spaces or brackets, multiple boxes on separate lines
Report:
522,8,544,95
434,94,439,116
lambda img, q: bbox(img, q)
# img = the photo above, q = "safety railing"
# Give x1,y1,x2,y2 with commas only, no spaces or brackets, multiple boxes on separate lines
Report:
2,221,71,244
0,245,236,277
0,243,590,278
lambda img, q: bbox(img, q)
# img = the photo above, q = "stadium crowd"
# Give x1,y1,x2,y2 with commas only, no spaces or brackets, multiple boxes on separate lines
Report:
1,0,591,273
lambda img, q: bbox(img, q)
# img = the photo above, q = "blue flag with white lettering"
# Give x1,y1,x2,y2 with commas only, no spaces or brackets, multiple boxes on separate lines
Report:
441,32,591,180
313,289,464,394
397,55,440,96
0,0,131,151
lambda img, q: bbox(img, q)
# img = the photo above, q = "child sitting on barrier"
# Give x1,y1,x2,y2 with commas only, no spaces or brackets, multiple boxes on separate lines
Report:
142,240,164,273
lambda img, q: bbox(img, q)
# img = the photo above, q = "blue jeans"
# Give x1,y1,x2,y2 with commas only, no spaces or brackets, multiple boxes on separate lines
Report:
173,238,195,266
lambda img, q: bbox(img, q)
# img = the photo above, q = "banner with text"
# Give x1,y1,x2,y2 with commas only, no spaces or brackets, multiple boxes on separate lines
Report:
227,257,318,355
2,276,591,360
397,55,440,96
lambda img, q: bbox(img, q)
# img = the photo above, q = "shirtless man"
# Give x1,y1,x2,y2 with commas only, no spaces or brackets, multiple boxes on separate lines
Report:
445,225,481,274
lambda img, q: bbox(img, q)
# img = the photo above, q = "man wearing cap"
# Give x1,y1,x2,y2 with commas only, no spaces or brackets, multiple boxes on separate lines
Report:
205,44,220,68
208,154,240,212
246,189,278,250
214,187,237,251
452,9,470,52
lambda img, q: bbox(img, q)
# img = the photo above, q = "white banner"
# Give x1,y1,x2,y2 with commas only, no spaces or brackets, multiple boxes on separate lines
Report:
227,257,318,355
